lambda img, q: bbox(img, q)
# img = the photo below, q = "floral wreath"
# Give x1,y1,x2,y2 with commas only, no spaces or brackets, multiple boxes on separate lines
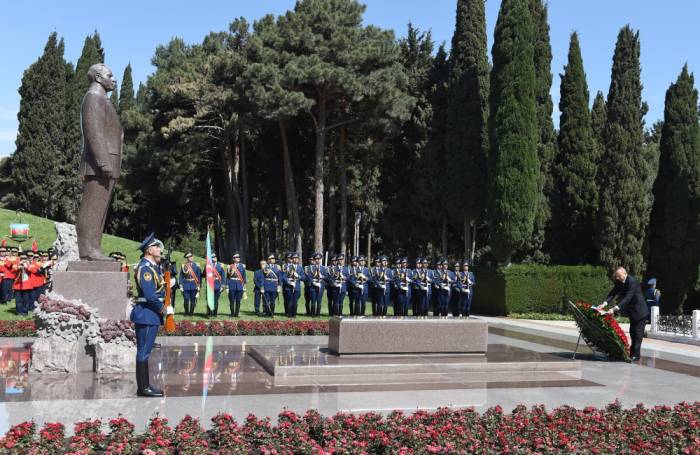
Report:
571,301,630,361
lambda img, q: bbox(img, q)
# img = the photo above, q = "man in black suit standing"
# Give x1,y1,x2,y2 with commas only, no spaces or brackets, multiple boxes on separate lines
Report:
598,267,649,361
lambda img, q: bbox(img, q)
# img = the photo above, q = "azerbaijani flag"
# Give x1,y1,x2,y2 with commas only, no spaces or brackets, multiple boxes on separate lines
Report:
201,335,214,410
205,230,215,312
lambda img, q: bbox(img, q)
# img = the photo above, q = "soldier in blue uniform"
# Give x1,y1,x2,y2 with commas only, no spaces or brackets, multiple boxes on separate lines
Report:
282,252,305,318
434,259,455,317
226,252,246,317
645,278,661,322
303,255,312,316
305,252,326,317
368,256,382,315
412,257,431,317
130,233,173,397
370,255,393,316
254,260,280,317
457,260,476,317
347,256,368,316
207,254,225,317
330,254,350,316
450,260,462,316
179,252,201,316
393,258,413,316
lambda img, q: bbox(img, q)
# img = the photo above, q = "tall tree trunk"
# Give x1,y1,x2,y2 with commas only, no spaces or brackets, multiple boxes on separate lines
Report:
239,124,250,260
339,126,348,255
464,216,471,259
279,120,302,256
367,225,373,263
312,98,327,253
327,136,337,253
441,216,448,257
220,124,240,259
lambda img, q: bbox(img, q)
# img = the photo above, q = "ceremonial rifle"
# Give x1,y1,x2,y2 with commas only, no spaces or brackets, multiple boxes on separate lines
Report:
163,239,176,333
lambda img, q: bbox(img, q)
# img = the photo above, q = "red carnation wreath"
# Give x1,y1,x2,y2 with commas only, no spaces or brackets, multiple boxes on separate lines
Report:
571,301,630,361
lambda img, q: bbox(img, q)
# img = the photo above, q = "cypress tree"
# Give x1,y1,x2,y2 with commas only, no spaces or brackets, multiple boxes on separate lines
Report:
62,32,105,221
598,26,649,276
647,65,700,313
119,63,135,113
487,0,539,264
9,33,69,218
445,0,489,253
521,0,556,262
110,85,119,108
591,91,606,147
555,32,599,264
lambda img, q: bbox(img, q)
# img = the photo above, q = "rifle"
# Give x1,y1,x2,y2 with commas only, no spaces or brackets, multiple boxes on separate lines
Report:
163,239,176,333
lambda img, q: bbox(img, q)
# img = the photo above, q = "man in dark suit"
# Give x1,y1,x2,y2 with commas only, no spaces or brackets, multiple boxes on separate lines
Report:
598,267,649,361
76,63,123,261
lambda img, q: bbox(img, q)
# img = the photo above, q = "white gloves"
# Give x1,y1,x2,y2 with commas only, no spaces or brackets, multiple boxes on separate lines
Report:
166,306,175,316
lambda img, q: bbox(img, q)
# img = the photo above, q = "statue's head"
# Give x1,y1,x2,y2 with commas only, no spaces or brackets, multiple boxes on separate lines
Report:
87,63,116,93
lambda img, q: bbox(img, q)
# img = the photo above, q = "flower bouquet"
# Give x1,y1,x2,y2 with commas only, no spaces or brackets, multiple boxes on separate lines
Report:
570,301,630,361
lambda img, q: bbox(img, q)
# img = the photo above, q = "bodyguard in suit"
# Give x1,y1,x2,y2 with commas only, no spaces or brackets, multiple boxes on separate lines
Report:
393,258,413,316
598,267,650,361
130,233,173,397
179,252,201,316
282,252,305,318
226,252,246,317
305,253,326,317
76,64,123,261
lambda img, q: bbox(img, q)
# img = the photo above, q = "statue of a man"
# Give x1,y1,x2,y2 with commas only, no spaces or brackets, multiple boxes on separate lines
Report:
75,63,122,261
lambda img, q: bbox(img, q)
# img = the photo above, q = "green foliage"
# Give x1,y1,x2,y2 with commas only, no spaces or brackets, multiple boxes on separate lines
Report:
118,63,135,113
445,0,489,227
598,26,650,276
9,33,69,219
555,32,600,264
520,0,557,263
487,0,539,263
647,65,700,313
471,264,611,315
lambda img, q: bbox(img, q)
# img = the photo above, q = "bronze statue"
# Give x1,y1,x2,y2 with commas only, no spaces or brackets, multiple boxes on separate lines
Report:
75,63,122,261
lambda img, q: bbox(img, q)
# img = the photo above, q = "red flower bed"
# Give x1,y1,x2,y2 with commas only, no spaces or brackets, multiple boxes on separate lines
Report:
1,402,699,454
0,320,328,338
573,301,630,361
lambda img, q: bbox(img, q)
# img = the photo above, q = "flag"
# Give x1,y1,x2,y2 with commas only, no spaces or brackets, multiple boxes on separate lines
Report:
205,230,215,312
201,335,214,410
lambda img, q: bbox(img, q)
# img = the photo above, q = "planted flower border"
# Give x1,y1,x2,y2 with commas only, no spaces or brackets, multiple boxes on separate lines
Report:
0,319,329,338
572,301,630,361
1,402,699,454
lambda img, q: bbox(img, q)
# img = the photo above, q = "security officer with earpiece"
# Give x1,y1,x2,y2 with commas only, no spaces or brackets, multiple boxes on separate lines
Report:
130,233,173,397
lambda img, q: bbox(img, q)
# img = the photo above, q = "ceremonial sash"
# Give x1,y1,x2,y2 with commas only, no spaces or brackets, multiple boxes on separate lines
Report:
212,265,223,283
183,264,200,286
230,264,244,282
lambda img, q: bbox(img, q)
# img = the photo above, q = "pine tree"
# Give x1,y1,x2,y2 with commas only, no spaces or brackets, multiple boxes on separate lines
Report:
9,33,69,218
487,0,539,264
118,63,135,113
598,26,649,276
62,32,105,221
591,91,606,147
647,65,700,313
555,32,600,264
110,85,119,108
445,0,489,255
521,0,556,262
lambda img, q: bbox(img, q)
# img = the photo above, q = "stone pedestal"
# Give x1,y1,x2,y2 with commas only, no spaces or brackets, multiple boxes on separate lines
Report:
328,317,488,355
52,262,129,321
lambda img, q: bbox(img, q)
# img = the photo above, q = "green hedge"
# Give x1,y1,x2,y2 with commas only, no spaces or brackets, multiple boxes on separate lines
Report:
471,264,611,316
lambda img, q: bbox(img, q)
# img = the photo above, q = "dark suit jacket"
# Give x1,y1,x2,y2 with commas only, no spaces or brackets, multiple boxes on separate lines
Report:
80,90,123,179
606,275,649,321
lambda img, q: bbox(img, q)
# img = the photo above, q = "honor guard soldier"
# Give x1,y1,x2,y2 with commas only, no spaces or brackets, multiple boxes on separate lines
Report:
179,252,202,316
254,260,280,317
370,255,393,316
326,254,349,316
267,253,280,272
282,252,304,318
131,233,172,397
226,252,246,317
435,259,455,317
412,257,432,316
0,246,8,304
303,256,313,316
347,256,369,316
457,260,475,317
450,260,462,316
208,254,225,317
4,248,18,305
368,256,382,315
393,258,412,316
305,253,326,317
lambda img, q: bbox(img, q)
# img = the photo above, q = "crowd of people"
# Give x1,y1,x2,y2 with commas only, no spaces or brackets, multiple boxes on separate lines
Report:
0,246,57,315
174,251,476,319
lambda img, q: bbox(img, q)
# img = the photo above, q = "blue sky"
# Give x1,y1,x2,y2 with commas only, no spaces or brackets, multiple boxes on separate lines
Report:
1,0,698,157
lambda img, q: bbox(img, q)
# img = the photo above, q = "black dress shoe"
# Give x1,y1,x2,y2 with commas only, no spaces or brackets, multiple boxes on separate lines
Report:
138,386,164,397
153,343,161,349
630,356,640,361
